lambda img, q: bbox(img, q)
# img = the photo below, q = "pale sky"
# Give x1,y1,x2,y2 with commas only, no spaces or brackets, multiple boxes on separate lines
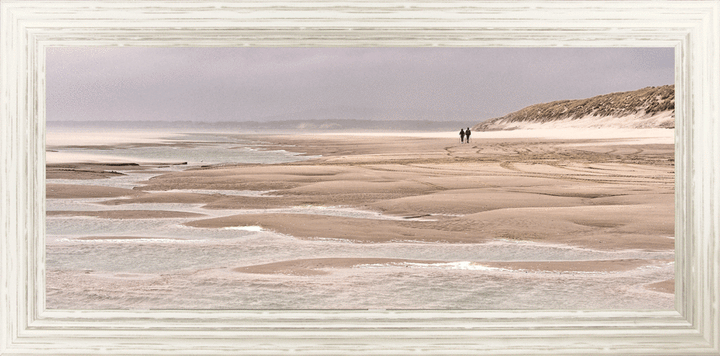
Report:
46,47,674,123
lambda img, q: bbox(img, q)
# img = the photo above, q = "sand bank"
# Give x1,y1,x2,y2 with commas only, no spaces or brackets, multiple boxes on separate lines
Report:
46,183,141,199
234,258,436,276
645,279,675,294
186,213,481,243
233,257,667,276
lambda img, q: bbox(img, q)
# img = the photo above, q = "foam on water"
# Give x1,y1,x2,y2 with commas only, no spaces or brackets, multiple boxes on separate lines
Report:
355,261,510,271
224,226,264,232
46,248,674,310
142,189,277,197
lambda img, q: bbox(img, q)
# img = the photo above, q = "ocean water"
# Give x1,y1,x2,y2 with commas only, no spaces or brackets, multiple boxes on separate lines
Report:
46,132,675,310
51,132,312,165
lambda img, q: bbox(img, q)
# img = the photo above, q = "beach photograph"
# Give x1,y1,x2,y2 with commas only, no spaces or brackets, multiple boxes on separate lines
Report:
45,47,675,310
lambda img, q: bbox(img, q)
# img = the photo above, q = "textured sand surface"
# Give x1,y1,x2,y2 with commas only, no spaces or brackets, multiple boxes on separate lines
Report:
156,134,674,252
49,133,674,251
46,131,676,310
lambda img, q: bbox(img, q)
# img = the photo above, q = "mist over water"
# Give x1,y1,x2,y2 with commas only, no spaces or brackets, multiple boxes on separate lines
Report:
49,132,313,165
45,131,674,310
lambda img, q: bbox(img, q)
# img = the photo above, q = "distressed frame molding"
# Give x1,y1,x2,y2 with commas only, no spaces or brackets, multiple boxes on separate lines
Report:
1,1,718,355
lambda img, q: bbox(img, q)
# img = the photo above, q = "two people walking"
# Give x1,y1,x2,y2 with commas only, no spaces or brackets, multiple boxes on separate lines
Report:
459,127,471,143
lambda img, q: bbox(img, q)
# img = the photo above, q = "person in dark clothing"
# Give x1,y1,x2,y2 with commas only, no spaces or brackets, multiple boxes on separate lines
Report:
465,127,471,143
459,128,465,143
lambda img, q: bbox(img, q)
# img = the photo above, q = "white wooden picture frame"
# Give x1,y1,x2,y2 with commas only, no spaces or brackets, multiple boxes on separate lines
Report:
1,1,718,354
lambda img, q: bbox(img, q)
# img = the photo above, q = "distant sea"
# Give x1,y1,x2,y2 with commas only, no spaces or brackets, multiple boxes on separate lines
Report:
47,119,473,134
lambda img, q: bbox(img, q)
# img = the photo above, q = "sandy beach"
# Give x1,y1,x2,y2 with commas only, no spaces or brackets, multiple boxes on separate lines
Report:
45,129,675,309
92,133,675,250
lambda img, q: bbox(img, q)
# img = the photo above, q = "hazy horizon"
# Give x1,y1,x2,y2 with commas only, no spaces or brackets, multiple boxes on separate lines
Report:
47,47,674,124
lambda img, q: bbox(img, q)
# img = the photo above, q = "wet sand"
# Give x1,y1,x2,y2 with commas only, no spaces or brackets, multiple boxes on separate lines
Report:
134,134,675,251
47,183,140,199
234,257,666,276
47,131,675,300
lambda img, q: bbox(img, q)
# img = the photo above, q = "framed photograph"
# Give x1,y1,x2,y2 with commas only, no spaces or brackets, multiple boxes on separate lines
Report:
2,1,719,355
43,46,679,312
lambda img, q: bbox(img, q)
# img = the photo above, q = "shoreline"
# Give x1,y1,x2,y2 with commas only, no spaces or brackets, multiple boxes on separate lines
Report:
45,130,676,308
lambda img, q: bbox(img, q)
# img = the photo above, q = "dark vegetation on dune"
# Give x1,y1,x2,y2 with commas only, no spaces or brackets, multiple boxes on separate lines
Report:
474,85,675,131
